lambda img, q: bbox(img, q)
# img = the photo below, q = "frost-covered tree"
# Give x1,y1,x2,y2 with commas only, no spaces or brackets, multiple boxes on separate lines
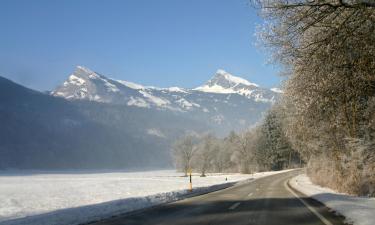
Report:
211,140,230,172
255,0,375,195
194,134,216,177
255,105,299,170
172,135,198,176
231,130,258,173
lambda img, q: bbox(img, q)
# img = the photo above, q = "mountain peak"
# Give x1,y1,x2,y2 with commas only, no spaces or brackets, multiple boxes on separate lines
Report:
212,69,259,87
76,65,93,73
52,65,120,100
74,66,100,79
215,69,228,76
193,69,279,102
194,69,259,94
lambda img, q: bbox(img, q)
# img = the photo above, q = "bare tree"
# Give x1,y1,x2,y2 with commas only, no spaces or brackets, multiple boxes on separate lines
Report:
172,135,198,176
213,138,236,172
232,131,258,173
195,134,216,177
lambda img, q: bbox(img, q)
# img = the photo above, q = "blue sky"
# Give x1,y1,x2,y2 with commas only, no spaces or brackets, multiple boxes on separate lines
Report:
0,0,281,91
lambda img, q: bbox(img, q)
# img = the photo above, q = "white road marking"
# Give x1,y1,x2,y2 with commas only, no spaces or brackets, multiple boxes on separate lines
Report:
284,180,333,225
249,217,256,224
247,193,253,197
229,202,241,210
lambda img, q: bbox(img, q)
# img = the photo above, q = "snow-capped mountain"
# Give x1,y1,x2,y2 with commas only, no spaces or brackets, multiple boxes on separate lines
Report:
52,66,141,103
52,66,192,111
195,69,279,102
51,66,281,134
52,66,279,111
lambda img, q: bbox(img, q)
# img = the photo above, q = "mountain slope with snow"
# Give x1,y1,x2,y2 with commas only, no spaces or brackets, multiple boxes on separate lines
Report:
53,66,279,110
51,66,279,134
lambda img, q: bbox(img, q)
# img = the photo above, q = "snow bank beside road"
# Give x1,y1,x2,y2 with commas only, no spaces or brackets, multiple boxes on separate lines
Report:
290,174,375,225
0,170,290,225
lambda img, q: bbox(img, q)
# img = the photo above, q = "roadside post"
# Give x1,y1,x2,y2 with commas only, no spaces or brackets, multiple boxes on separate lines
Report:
188,168,192,191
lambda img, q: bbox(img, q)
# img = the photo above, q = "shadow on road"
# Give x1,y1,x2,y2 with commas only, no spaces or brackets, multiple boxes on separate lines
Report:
101,195,347,225
2,194,348,225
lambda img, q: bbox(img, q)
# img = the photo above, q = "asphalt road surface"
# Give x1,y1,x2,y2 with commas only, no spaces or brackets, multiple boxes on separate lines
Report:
92,170,346,225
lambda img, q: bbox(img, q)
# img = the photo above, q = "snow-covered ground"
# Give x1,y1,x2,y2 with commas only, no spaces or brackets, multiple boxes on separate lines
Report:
290,174,375,225
0,169,290,225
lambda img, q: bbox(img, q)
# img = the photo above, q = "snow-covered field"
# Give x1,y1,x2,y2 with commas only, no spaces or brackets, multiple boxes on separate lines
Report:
0,169,289,225
290,174,375,225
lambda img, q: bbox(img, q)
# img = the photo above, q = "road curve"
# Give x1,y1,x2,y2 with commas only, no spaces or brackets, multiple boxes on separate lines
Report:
92,170,346,225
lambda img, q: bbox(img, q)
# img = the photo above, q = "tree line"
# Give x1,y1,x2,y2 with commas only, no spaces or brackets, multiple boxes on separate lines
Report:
172,105,302,177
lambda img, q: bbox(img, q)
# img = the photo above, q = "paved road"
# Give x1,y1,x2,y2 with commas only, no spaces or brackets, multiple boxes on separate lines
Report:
92,170,346,225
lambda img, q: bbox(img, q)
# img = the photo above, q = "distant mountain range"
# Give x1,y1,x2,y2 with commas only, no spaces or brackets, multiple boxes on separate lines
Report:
52,66,279,107
52,66,280,131
0,66,280,169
